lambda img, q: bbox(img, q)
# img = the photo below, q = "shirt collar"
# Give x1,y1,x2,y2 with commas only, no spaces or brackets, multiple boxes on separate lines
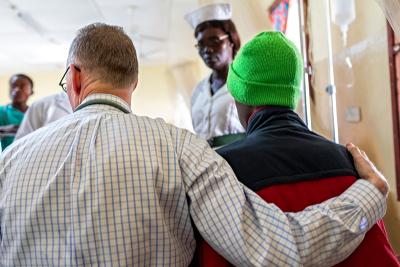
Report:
76,93,132,113
247,106,307,135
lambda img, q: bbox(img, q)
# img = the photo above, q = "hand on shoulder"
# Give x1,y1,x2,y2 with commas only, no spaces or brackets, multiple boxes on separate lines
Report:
346,143,389,196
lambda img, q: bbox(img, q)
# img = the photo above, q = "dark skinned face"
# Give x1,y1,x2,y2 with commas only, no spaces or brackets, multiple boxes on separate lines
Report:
196,27,233,71
9,76,33,104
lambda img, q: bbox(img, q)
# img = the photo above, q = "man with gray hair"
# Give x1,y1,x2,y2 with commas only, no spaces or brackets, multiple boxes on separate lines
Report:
0,23,389,266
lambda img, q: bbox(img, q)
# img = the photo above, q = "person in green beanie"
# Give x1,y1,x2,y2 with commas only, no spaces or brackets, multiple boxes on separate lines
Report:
207,31,398,266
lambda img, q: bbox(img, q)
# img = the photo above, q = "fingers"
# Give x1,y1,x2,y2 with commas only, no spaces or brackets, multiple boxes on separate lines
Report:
361,150,368,160
346,143,363,159
346,143,369,161
346,142,389,196
346,142,355,149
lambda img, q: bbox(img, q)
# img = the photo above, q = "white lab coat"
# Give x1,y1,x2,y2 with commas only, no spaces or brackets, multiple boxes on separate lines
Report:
191,75,245,140
15,92,72,140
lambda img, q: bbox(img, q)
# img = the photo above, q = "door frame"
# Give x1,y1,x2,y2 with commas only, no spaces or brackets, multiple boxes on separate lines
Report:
387,23,400,200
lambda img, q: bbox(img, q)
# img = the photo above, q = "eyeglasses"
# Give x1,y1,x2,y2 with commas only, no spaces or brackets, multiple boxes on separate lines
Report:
59,65,81,92
195,34,230,50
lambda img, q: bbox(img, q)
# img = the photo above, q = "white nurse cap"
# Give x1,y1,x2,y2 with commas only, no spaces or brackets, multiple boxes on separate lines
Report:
184,3,232,29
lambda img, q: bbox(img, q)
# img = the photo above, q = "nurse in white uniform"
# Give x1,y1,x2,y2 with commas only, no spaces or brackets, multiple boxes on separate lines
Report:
185,4,245,146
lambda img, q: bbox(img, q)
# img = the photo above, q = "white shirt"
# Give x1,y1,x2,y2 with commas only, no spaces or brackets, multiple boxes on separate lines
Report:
0,93,386,266
15,92,72,140
191,76,245,140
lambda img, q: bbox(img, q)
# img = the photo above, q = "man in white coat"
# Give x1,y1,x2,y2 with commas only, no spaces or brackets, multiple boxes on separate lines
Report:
15,92,72,139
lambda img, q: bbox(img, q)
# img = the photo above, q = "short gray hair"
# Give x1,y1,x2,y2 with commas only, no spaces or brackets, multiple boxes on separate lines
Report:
67,23,138,88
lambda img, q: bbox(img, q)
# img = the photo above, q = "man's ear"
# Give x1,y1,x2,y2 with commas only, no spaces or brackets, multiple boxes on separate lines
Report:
70,64,81,95
132,79,138,91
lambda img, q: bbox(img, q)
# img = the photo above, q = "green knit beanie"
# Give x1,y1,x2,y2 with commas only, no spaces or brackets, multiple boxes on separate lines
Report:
227,31,303,109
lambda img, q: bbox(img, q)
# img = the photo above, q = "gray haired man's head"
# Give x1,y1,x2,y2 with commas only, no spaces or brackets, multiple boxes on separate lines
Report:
67,23,138,88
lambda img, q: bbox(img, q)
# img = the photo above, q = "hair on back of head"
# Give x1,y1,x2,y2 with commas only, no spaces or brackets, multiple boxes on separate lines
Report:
67,23,139,88
195,19,241,57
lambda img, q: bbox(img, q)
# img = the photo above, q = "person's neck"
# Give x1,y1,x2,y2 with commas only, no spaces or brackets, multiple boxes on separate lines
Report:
210,67,229,95
212,67,229,81
79,80,133,107
247,106,294,125
11,102,28,113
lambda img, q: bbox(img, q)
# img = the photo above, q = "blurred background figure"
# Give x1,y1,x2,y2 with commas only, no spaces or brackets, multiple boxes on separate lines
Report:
185,3,245,147
15,92,72,140
0,74,33,151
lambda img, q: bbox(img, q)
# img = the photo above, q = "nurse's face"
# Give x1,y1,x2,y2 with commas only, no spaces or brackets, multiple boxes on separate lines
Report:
196,27,233,71
9,76,33,104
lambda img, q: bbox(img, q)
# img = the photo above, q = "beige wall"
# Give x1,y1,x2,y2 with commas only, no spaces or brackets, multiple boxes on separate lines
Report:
309,0,400,253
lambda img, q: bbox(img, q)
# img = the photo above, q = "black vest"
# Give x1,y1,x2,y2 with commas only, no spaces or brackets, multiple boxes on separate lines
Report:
217,107,357,191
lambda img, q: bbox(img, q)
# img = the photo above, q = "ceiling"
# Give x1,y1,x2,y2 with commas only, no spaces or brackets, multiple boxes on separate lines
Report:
0,0,200,74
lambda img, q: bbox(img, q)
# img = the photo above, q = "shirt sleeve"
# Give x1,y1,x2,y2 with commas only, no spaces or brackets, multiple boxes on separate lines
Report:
0,107,5,126
190,81,204,131
176,129,386,267
14,102,42,140
0,107,10,143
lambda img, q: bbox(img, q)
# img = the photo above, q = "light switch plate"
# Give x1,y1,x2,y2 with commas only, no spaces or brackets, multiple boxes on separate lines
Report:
345,106,361,123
